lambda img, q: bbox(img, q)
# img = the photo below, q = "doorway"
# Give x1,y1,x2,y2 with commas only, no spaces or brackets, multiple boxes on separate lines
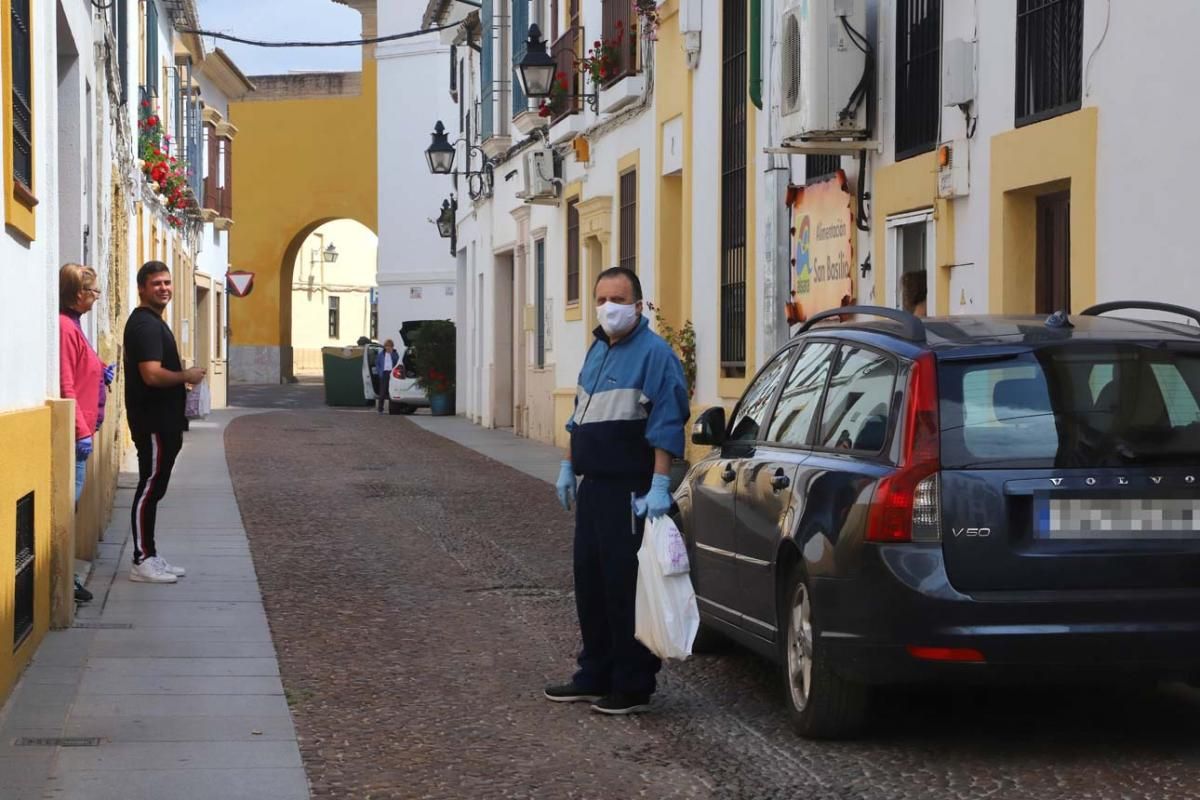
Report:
1036,190,1071,314
493,252,515,429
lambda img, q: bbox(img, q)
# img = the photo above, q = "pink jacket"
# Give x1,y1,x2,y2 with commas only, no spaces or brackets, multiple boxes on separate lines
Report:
59,312,103,441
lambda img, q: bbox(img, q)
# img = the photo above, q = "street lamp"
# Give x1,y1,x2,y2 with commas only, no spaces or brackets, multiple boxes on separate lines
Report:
435,196,458,257
322,242,339,263
425,121,457,175
435,199,456,239
423,120,495,200
517,24,599,115
517,24,557,99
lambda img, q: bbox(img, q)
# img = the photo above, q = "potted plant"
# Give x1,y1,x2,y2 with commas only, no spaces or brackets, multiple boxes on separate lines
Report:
646,302,697,491
412,320,457,416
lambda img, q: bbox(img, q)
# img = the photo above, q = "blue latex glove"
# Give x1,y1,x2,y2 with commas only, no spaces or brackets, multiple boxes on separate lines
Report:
556,460,577,511
634,473,672,520
76,437,94,459
103,364,116,385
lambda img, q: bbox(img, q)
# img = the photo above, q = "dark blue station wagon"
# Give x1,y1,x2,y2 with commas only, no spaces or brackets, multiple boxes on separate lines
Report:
675,303,1200,738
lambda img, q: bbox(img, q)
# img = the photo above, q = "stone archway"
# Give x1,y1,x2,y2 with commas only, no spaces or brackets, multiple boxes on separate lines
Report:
226,2,378,383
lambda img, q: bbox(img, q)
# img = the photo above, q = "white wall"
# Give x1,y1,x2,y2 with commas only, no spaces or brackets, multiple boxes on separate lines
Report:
290,220,378,361
374,19,459,347
1087,0,1200,311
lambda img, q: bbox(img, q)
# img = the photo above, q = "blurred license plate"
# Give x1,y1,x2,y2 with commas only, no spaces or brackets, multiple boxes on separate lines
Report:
1036,497,1200,540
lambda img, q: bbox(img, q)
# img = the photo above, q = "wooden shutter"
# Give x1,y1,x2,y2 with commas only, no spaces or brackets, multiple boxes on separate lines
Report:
203,123,217,211
480,0,494,139
221,137,233,218
512,0,528,116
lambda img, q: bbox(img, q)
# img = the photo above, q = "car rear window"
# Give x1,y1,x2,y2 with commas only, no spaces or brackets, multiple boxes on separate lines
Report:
938,345,1200,468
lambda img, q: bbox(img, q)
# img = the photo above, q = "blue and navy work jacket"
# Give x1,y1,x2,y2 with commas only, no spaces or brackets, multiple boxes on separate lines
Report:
567,316,691,486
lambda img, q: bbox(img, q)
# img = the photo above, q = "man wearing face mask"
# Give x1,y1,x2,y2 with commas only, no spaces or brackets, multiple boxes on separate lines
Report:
545,267,691,716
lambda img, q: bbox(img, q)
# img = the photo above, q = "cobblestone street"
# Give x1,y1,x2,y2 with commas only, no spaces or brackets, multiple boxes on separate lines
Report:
226,402,1200,800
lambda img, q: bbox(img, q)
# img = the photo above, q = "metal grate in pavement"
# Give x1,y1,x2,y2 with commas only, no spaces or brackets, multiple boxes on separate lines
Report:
14,737,103,747
72,622,133,629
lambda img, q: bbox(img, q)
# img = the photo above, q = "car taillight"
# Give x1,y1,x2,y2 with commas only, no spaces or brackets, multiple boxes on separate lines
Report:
392,366,405,379
866,352,941,543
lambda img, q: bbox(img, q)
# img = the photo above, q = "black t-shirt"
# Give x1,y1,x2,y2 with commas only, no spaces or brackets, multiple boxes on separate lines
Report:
124,307,186,435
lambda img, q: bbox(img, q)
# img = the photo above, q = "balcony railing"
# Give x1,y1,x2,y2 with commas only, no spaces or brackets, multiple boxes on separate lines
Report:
600,0,638,88
550,26,582,124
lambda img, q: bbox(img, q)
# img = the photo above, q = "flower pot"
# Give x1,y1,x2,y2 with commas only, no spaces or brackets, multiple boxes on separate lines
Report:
430,392,455,416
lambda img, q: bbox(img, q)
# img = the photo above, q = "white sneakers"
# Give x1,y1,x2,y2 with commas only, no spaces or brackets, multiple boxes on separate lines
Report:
149,556,186,577
128,556,186,583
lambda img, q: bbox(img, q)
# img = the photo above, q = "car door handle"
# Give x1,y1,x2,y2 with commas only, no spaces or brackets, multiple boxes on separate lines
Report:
721,464,736,483
771,469,791,491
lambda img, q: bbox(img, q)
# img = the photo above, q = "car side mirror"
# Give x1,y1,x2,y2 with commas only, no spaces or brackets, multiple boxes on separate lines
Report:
691,407,727,447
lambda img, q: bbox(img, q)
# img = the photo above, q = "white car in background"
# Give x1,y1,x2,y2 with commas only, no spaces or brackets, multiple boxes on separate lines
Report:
360,322,432,415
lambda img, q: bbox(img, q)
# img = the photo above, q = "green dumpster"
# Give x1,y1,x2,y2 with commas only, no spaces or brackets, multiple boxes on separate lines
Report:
321,346,370,407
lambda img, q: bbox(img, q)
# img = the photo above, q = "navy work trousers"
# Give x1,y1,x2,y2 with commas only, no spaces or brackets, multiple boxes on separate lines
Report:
571,476,661,697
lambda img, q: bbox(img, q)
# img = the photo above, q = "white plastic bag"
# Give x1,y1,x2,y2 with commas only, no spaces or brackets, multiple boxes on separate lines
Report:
635,515,700,661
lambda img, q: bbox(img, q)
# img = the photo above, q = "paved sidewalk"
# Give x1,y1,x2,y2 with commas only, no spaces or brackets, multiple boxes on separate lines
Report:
0,410,309,800
405,414,563,485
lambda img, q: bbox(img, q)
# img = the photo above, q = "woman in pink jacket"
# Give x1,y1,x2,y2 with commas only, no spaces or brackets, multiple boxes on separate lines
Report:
59,263,109,502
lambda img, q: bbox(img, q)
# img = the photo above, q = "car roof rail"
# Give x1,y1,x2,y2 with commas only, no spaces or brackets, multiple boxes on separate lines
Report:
1080,301,1200,328
796,305,926,343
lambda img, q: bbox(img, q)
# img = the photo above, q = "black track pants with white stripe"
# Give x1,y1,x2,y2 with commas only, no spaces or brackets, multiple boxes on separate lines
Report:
130,431,183,565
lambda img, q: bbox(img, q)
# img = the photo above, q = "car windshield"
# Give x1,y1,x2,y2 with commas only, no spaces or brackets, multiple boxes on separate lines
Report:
938,344,1200,468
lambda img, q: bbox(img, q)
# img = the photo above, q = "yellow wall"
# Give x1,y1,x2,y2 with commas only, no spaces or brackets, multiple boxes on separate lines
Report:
227,62,378,353
988,107,1098,313
654,0,691,334
0,407,53,700
870,151,956,316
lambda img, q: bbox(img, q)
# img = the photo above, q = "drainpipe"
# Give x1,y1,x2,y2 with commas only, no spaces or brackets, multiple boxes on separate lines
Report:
749,0,762,110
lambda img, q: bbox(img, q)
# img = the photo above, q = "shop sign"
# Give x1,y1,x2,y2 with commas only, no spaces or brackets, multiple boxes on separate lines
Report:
787,171,856,322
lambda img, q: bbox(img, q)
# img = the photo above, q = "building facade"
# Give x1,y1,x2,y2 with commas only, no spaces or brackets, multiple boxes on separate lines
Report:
405,0,1200,456
0,0,245,702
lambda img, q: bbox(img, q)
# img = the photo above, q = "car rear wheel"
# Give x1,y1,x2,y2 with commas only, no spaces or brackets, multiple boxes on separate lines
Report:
781,567,868,739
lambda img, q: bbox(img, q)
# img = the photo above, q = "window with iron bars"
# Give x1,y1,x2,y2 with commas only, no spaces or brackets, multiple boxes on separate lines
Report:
720,0,747,377
600,0,638,88
805,154,841,183
895,0,941,160
619,169,637,273
1015,0,1083,127
328,296,340,340
10,0,33,190
566,199,581,305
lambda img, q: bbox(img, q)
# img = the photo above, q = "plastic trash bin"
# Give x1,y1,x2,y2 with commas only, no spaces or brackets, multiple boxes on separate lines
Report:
322,346,370,407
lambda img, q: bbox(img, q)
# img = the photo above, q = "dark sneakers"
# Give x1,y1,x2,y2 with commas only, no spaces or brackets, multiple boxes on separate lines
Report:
543,682,605,703
589,693,652,715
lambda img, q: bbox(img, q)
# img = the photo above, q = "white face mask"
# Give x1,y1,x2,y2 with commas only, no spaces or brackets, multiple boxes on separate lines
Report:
598,301,640,338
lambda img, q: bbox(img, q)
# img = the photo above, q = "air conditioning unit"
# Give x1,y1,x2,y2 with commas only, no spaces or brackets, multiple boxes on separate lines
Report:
516,148,561,205
779,0,869,143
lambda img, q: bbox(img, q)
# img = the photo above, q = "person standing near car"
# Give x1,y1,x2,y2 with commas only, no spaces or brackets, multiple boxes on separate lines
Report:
545,266,691,716
123,261,206,584
376,339,397,414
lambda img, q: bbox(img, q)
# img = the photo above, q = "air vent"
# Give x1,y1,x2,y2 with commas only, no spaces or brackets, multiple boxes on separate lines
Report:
14,492,34,650
782,11,802,114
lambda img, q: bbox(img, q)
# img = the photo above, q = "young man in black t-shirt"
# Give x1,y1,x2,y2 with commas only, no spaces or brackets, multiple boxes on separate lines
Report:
123,261,207,584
